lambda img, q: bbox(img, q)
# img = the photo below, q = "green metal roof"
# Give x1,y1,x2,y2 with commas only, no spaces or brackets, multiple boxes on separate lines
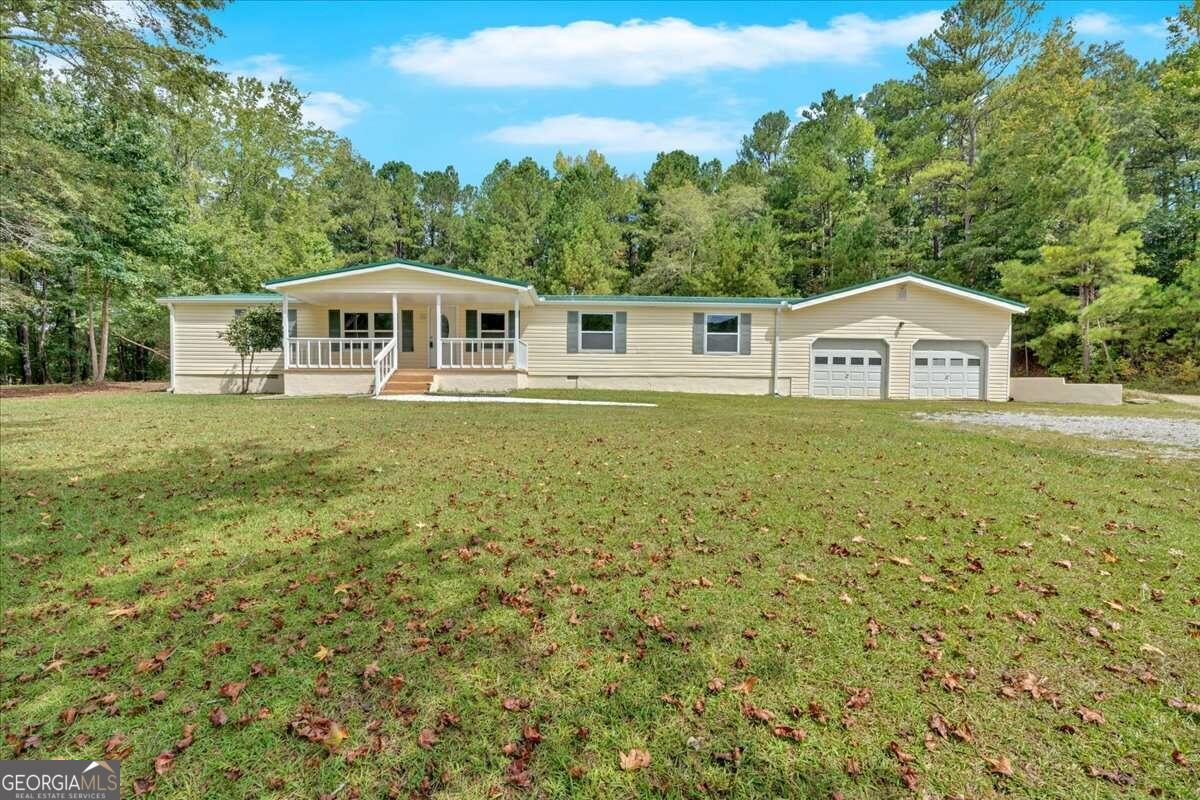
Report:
790,272,1027,311
162,269,1023,314
157,293,282,304
262,258,533,289
539,294,793,305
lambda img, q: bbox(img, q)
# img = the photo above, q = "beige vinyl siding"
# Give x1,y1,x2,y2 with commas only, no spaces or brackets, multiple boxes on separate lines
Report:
523,305,775,377
172,303,282,376
779,282,1012,401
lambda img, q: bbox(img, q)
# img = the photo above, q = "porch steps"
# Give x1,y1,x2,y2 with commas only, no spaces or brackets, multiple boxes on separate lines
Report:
380,369,435,396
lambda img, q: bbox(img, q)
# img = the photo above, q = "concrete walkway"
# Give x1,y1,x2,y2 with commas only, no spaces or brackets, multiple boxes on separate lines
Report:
1157,393,1200,407
375,394,656,407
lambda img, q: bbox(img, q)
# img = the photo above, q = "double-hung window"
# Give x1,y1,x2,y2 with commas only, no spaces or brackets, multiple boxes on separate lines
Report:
342,311,369,353
373,312,393,352
704,313,739,354
343,312,369,338
480,311,507,353
480,312,506,339
579,313,615,352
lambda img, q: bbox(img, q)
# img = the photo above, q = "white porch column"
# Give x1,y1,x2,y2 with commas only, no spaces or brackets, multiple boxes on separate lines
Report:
391,292,399,353
281,295,289,369
512,295,520,367
435,293,442,369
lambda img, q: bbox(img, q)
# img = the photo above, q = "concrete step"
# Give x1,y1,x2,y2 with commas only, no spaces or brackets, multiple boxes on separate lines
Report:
379,369,434,395
381,381,432,395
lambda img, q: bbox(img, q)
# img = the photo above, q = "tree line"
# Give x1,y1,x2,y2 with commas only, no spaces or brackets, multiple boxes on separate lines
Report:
1,0,1197,388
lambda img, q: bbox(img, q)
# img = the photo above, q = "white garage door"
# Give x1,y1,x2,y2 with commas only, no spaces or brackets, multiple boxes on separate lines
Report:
910,341,985,399
810,339,886,399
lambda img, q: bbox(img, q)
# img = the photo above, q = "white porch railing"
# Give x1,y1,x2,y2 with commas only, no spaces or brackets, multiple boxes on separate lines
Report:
441,338,524,369
290,337,392,369
372,339,397,397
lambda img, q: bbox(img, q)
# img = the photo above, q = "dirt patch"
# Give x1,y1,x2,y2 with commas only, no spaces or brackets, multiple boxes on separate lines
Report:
0,381,167,399
915,411,1200,451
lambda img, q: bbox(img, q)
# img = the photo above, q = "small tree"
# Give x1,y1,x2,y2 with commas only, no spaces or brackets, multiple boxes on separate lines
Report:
218,306,282,393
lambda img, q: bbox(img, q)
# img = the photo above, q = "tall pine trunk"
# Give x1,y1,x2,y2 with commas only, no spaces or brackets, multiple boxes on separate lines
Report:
1079,282,1093,375
35,279,50,383
97,284,110,382
67,305,79,383
88,300,99,381
87,283,112,384
66,267,79,383
17,319,33,384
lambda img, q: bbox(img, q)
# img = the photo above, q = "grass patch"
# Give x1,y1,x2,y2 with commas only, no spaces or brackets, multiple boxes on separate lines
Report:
2,392,1197,799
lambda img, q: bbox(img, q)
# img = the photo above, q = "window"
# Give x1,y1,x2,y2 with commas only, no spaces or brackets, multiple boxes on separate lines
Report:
950,357,964,367
371,312,393,351
932,357,946,366
814,356,829,365
967,357,981,366
233,308,246,318
279,309,297,337
343,312,369,338
580,313,615,352
850,357,864,365
832,356,846,365
915,358,928,366
705,313,739,353
373,312,394,337
480,312,507,339
868,357,882,366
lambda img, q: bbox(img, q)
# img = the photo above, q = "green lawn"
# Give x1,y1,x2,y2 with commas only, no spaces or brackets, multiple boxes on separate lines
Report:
1,392,1197,799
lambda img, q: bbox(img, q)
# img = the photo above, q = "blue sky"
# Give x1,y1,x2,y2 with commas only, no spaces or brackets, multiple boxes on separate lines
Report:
206,1,1180,184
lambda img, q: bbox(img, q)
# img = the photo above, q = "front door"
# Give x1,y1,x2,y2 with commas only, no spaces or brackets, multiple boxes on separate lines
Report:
427,304,456,367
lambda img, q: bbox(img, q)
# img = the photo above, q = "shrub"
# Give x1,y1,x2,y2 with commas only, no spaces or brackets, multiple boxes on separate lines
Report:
218,306,282,393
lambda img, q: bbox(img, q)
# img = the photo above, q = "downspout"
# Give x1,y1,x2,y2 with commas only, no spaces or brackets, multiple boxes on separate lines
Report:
771,302,783,397
1006,317,1013,403
167,303,176,393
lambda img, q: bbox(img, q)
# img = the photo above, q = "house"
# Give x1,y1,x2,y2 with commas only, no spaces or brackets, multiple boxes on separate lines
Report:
157,259,1027,400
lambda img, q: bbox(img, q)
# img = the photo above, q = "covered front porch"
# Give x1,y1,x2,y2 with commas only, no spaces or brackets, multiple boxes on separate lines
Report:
265,261,535,396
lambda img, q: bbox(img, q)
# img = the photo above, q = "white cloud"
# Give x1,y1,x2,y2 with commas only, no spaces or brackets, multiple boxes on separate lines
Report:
383,11,944,88
302,92,366,131
223,54,365,130
1072,11,1170,39
1135,21,1170,39
484,114,736,154
103,1,142,28
225,53,298,84
1071,11,1121,36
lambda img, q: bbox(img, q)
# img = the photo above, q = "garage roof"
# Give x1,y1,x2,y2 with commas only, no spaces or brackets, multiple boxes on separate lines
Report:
788,272,1027,313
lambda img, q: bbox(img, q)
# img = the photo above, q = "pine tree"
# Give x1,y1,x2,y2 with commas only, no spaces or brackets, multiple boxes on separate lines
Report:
1001,128,1151,377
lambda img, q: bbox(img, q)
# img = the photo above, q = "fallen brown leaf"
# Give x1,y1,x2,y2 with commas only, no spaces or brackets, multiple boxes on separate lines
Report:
619,748,651,771
845,687,872,709
985,754,1014,777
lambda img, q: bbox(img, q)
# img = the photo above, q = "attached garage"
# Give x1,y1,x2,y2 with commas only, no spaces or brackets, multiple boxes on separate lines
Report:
810,339,886,399
784,274,1027,401
910,341,985,399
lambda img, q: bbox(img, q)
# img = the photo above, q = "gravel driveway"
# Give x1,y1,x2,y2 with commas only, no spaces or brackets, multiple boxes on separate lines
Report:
915,411,1200,451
